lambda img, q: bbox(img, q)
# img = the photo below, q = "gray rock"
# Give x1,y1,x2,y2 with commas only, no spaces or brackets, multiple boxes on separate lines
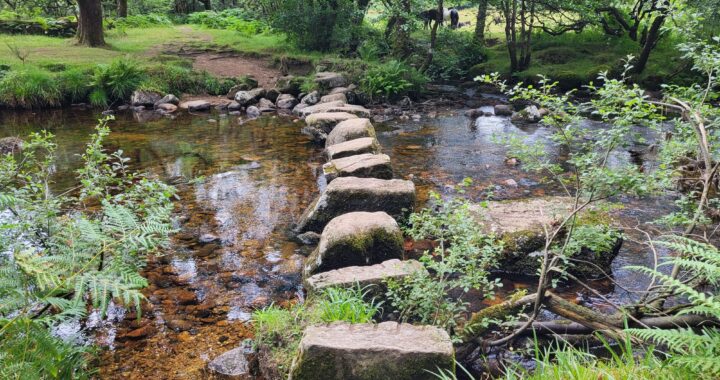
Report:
199,233,220,244
155,94,180,106
289,322,454,380
208,342,255,380
257,98,276,113
302,112,358,142
325,119,376,147
226,77,259,99
234,88,267,106
301,91,320,106
275,75,303,96
156,103,178,113
297,231,321,245
304,259,425,293
296,177,416,233
304,212,403,276
320,93,348,104
246,106,261,118
265,88,280,103
329,87,349,95
276,94,299,110
131,90,162,107
494,104,513,116
179,100,211,112
314,72,348,90
296,102,371,118
511,105,543,123
326,137,381,160
0,136,23,154
323,153,393,182
469,197,622,278
228,101,243,111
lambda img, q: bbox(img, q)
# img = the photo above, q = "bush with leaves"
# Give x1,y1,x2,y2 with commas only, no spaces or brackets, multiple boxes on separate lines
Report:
187,9,268,36
361,60,427,102
0,117,175,378
386,180,502,339
89,59,146,106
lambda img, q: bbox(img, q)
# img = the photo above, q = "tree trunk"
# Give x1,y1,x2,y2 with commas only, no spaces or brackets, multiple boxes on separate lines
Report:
388,0,413,58
117,0,127,17
502,0,518,72
76,0,105,47
633,12,666,74
422,0,443,72
199,0,211,11
475,0,488,42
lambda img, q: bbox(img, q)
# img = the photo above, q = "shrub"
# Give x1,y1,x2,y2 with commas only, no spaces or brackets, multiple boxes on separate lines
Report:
0,67,61,108
360,60,427,102
271,0,362,51
426,29,487,81
89,59,145,106
187,9,269,36
58,67,91,104
142,64,240,96
114,13,172,28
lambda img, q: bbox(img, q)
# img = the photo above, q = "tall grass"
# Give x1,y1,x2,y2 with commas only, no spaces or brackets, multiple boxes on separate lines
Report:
0,67,61,108
317,286,382,323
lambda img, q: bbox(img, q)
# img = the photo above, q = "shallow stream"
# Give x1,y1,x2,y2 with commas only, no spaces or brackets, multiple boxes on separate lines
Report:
0,106,676,378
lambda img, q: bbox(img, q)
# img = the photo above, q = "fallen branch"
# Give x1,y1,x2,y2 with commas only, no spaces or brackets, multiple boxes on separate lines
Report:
513,314,720,336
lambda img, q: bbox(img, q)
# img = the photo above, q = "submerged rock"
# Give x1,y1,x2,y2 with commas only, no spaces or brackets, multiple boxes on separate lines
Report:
326,137,381,160
470,197,622,278
0,136,23,154
304,259,425,293
208,341,256,380
325,118,377,147
179,100,211,112
493,104,513,116
246,106,261,119
303,211,403,276
289,322,454,380
511,105,543,124
322,153,393,182
295,176,416,233
276,94,299,110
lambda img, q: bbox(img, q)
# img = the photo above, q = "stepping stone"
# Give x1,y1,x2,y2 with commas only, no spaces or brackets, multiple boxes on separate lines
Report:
303,212,403,277
289,322,454,380
322,153,393,182
304,259,425,293
314,72,348,90
295,177,416,233
470,197,622,278
326,137,381,160
179,100,211,112
326,118,376,147
320,93,348,104
303,112,359,142
296,101,371,118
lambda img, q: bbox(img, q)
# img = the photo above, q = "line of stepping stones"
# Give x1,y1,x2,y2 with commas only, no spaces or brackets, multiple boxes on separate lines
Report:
288,88,455,379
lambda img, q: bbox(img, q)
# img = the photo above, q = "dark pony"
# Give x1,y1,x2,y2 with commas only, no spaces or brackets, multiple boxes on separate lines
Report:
419,7,459,29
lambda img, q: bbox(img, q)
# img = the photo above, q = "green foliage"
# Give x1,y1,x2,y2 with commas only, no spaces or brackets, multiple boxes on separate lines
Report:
317,286,382,323
426,29,487,81
0,66,61,108
627,237,720,378
386,180,501,339
89,58,146,106
188,9,269,36
361,60,427,102
270,0,363,51
114,14,173,29
57,67,91,104
142,64,240,96
0,118,175,377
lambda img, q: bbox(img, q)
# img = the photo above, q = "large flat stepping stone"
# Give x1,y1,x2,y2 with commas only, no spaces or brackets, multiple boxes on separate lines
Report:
302,112,358,142
304,259,425,293
326,137,381,160
289,322,454,380
326,118,376,147
296,101,371,118
470,197,621,278
303,212,404,277
322,153,393,182
296,177,416,233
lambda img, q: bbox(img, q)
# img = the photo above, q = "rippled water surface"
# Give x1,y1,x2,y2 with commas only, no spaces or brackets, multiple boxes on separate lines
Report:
0,106,676,378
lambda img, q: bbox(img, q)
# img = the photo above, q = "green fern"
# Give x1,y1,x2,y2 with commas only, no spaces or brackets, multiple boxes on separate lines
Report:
626,236,720,378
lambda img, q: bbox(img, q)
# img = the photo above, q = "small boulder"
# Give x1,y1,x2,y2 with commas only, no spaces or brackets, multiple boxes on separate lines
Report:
296,102,371,118
296,177,416,233
326,137,381,160
265,88,280,103
228,101,243,111
303,212,404,276
494,104,513,116
320,93,348,104
323,153,392,182
276,94,299,110
234,88,266,106
325,119,376,147
156,103,178,113
155,94,180,106
131,90,162,107
304,259,425,293
314,72,348,90
296,231,321,245
208,342,255,380
226,77,259,99
302,112,358,142
289,322,454,380
511,105,543,124
246,106,261,118
179,100,212,112
257,98,276,113
275,75,303,96
329,87,349,95
301,91,320,106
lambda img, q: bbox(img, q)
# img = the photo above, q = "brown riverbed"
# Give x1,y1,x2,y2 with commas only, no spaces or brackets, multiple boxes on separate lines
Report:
0,105,677,378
